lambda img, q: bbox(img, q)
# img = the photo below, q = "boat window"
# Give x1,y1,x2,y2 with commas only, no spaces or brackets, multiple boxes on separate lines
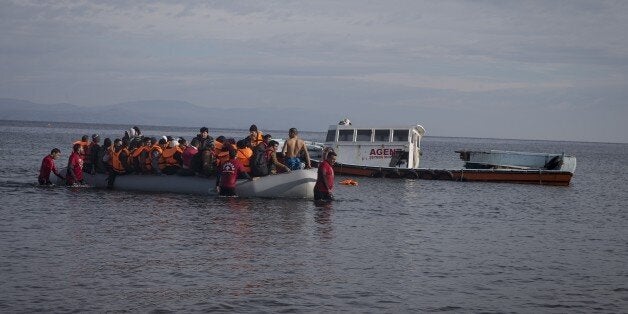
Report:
356,129,372,142
393,129,409,142
325,129,336,142
374,129,390,142
338,129,354,142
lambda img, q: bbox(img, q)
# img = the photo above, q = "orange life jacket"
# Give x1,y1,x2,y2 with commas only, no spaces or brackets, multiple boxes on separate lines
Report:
216,144,237,167
73,140,89,157
101,146,114,166
112,148,130,173
236,147,253,172
159,146,182,168
213,141,224,156
251,132,264,147
145,145,163,171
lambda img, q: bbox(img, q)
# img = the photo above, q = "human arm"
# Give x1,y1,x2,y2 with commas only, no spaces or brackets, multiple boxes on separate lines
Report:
50,160,65,179
300,140,311,168
270,152,290,172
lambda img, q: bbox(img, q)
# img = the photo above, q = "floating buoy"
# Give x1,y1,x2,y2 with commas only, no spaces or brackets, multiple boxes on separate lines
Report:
340,179,358,186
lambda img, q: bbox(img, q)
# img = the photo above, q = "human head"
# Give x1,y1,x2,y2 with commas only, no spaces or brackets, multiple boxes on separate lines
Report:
326,150,337,164
150,137,158,145
200,127,209,138
178,138,187,146
190,138,200,148
269,140,279,150
81,135,89,142
114,138,122,147
236,139,247,149
215,136,225,143
263,134,272,143
133,126,141,136
289,128,298,138
168,139,177,148
228,148,237,159
50,148,61,159
249,124,258,132
159,138,167,146
73,143,82,153
103,138,112,148
143,137,152,146
91,134,100,143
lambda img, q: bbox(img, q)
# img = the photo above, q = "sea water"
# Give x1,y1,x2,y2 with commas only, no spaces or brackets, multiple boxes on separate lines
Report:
0,120,626,312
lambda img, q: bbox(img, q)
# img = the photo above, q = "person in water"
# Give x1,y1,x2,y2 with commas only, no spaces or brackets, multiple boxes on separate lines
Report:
217,148,251,197
282,127,311,170
38,148,65,185
66,143,85,185
314,150,336,201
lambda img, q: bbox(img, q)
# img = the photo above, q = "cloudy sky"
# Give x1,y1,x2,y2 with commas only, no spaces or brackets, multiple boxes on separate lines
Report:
1,0,627,142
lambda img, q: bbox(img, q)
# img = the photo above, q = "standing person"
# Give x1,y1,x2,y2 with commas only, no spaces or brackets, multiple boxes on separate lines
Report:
38,148,65,185
282,127,311,170
94,137,111,174
66,143,85,185
250,134,272,177
217,148,251,197
248,124,264,147
314,150,336,201
73,135,89,160
84,134,100,174
194,127,212,151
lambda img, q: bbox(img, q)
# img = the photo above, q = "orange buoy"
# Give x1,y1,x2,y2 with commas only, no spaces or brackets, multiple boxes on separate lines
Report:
340,179,358,186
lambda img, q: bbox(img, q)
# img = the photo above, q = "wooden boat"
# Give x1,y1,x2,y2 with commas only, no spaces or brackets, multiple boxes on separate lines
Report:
52,169,317,198
312,123,575,186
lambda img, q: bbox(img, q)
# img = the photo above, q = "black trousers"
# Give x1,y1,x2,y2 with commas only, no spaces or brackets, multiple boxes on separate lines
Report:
314,190,333,201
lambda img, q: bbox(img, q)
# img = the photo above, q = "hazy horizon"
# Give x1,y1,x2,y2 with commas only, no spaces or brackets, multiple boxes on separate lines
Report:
1,1,627,143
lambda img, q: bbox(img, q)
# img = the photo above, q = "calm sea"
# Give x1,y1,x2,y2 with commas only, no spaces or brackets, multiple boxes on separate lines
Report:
0,120,626,313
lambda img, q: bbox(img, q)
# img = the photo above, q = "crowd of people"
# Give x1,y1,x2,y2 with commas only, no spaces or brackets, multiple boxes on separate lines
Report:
38,124,335,199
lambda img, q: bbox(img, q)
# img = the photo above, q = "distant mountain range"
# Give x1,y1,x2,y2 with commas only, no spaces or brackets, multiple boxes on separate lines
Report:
0,98,335,131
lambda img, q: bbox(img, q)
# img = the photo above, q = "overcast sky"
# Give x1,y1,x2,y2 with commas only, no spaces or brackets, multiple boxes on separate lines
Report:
1,0,627,142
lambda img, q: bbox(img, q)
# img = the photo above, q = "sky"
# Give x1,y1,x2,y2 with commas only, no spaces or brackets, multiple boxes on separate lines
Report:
1,0,627,143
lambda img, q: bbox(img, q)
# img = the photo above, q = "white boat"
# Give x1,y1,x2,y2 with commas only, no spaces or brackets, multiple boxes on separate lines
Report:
456,150,577,173
311,121,575,185
322,123,426,169
53,169,317,198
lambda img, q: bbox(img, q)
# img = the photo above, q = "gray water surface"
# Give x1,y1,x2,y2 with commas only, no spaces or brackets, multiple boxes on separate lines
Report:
0,120,627,312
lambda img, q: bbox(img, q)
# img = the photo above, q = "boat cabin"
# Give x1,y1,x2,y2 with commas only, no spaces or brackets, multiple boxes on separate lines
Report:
324,124,425,169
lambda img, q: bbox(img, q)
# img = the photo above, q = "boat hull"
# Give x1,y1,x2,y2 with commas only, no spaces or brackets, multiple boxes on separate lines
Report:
457,150,577,173
312,161,573,186
53,169,317,198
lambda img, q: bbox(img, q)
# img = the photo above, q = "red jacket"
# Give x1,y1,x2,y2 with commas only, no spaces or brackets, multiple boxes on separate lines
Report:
219,158,247,189
66,152,84,184
314,160,334,193
38,155,62,182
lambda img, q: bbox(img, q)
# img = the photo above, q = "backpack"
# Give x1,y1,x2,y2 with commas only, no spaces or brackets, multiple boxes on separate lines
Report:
250,144,270,177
